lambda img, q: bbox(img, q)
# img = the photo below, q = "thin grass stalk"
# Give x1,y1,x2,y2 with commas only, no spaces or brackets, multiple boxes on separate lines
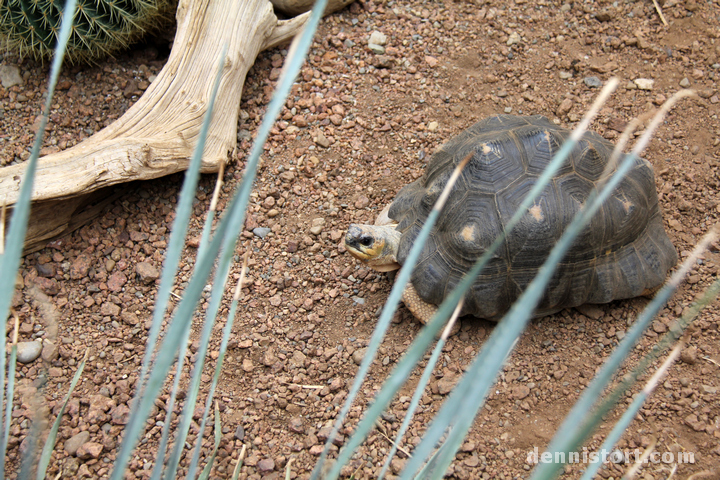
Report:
197,401,222,480
622,438,657,480
377,301,464,480
231,444,247,480
36,349,90,480
316,153,472,480
110,53,234,480
1,313,19,479
578,340,686,480
197,162,225,261
400,88,672,480
0,2,77,477
322,81,619,480
150,120,228,480
113,2,327,477
562,273,720,480
187,253,249,477
159,53,232,480
528,90,699,480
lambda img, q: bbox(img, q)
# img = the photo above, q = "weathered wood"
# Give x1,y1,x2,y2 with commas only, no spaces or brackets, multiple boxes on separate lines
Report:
4,0,355,253
2,0,309,252
1,0,294,206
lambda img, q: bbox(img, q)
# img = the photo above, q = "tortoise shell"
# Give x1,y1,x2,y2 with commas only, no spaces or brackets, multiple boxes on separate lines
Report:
388,115,677,320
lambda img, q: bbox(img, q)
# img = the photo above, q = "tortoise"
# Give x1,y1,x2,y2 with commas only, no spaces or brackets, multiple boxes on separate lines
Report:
344,114,677,324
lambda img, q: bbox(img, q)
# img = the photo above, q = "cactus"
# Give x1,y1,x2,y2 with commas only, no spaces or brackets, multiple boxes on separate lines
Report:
0,0,175,63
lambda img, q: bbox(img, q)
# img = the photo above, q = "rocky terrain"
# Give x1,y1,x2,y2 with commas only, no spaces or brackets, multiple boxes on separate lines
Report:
2,0,720,478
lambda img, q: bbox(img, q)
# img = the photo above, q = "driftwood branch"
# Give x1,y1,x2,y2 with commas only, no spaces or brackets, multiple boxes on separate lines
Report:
0,0,352,252
1,0,298,206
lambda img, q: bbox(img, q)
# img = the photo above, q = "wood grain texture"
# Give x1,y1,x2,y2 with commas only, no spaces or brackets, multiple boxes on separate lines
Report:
3,0,311,252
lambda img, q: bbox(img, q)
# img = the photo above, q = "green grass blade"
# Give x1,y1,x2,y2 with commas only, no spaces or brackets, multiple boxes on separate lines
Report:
150,48,228,480
378,303,463,480
197,401,222,480
323,81,618,480
187,257,248,478
168,0,330,474
0,317,19,480
577,347,680,480
36,349,90,480
115,0,327,474
543,272,720,480
137,42,228,400
111,48,229,480
0,1,76,476
528,90,697,480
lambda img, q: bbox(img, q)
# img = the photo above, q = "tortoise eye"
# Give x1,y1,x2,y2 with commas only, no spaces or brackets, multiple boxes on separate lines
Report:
359,236,373,247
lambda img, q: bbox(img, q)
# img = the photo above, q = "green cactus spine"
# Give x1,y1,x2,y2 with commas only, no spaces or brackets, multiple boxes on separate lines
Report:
0,0,174,63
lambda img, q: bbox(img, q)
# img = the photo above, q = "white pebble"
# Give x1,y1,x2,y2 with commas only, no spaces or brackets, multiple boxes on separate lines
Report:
506,32,521,46
633,78,655,90
368,31,387,47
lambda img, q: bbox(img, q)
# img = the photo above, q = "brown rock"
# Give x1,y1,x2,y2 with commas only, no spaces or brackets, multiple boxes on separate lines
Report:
41,340,59,362
437,374,458,395
111,404,130,425
354,195,370,209
289,417,305,434
120,311,139,325
290,350,306,367
70,254,92,279
32,277,59,295
512,385,531,400
257,458,275,472
85,399,110,424
556,98,573,117
242,357,254,372
100,302,120,317
136,262,160,284
107,271,127,292
64,431,91,456
314,131,331,148
575,304,604,320
680,346,698,365
76,441,103,460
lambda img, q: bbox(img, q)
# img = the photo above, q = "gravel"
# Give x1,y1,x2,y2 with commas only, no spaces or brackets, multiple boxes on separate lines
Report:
3,0,720,478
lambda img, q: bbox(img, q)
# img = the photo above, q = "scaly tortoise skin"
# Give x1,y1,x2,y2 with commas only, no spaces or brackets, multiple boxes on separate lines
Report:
345,114,677,322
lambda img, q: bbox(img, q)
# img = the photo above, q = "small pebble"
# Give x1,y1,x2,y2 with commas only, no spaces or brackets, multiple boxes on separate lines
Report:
135,262,160,284
368,30,387,46
680,345,698,365
634,78,654,90
0,65,22,88
506,32,521,46
16,341,42,364
64,431,91,456
253,227,272,239
584,76,603,88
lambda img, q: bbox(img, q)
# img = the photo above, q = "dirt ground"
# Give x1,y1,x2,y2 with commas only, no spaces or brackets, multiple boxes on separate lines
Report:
3,0,720,478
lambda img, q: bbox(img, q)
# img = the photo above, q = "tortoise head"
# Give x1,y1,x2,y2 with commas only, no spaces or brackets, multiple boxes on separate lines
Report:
344,224,402,272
